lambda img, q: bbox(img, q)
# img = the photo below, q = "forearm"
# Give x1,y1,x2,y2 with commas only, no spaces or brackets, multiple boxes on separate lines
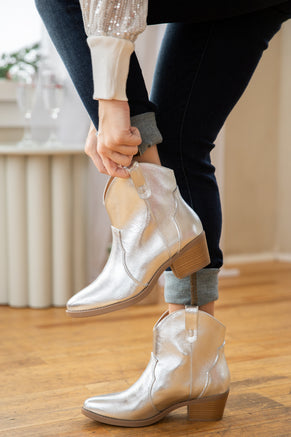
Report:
79,0,149,101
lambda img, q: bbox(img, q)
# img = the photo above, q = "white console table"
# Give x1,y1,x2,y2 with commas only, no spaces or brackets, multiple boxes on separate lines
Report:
0,143,89,308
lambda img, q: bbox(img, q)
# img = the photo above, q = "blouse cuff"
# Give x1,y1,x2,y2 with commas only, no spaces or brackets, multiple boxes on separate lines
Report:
87,35,134,101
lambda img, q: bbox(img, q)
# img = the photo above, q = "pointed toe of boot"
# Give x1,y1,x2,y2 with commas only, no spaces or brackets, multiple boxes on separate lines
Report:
66,293,84,315
82,395,118,424
66,282,104,317
83,396,108,416
66,290,106,318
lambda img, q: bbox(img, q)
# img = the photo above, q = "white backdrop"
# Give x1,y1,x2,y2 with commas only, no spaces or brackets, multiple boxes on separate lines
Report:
0,0,41,55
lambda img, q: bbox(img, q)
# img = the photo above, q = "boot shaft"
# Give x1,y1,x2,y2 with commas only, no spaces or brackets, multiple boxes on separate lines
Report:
151,308,230,409
104,162,203,256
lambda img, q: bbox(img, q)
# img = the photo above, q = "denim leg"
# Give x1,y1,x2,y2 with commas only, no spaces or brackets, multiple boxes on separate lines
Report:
164,269,219,306
34,0,162,153
151,7,290,304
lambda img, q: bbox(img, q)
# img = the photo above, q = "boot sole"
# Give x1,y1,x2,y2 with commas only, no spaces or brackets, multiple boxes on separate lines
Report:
82,390,229,427
67,231,210,318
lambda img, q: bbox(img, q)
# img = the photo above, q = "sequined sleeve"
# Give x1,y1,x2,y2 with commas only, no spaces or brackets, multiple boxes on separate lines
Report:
79,0,148,100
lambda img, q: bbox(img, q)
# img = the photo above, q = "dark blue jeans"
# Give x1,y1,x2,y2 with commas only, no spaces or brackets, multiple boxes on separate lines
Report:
35,0,291,273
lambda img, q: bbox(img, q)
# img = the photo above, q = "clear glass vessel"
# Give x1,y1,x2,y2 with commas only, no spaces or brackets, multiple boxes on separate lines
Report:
15,67,37,147
41,65,64,147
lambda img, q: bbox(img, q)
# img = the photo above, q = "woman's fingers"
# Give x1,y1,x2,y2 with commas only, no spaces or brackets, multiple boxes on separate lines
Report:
105,150,133,167
97,130,140,155
105,143,139,155
128,126,142,145
90,148,108,175
97,141,136,171
84,127,108,174
86,101,143,177
84,127,132,177
102,156,130,179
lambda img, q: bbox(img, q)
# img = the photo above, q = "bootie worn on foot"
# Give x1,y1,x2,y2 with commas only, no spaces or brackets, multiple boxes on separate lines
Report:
82,307,230,427
67,162,210,317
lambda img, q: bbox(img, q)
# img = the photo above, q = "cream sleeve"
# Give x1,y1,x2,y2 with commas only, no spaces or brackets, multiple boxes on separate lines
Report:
79,0,148,101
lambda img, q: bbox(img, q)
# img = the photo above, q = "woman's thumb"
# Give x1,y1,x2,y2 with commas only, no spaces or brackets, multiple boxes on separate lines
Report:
127,126,142,146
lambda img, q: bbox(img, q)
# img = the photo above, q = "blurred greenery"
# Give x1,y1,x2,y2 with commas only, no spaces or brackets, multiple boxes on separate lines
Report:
0,42,41,79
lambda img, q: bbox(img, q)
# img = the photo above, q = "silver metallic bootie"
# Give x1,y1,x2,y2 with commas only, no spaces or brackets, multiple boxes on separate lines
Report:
82,307,230,427
67,162,210,317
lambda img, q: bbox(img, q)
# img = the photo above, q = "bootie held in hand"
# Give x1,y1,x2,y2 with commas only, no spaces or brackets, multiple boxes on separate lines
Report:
82,307,230,427
67,162,210,317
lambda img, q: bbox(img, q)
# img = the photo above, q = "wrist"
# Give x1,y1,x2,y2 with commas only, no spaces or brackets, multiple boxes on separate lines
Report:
99,99,129,109
98,99,130,129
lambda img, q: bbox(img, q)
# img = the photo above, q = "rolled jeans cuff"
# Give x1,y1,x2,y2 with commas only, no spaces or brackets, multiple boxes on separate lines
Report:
130,112,163,155
164,268,220,306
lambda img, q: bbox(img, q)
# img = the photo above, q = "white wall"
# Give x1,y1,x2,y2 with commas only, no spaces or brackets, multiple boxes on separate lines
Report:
0,0,41,55
224,21,291,262
276,22,291,259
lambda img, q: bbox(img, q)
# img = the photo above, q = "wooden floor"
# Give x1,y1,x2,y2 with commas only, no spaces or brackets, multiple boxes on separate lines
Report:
1,261,291,437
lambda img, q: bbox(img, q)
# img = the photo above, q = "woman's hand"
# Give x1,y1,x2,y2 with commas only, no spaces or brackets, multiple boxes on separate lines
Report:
84,121,107,174
86,99,141,178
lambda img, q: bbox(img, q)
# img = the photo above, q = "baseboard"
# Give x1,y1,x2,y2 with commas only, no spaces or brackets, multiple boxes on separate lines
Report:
275,252,291,262
224,252,291,264
219,267,240,278
224,252,275,265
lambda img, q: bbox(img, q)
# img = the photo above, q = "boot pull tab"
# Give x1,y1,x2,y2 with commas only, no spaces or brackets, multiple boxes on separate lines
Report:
185,306,199,343
126,161,151,199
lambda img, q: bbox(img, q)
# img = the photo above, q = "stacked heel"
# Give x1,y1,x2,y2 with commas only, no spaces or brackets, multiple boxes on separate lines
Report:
171,231,210,279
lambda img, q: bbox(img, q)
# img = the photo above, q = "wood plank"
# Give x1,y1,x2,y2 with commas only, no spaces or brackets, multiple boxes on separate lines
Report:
0,261,291,436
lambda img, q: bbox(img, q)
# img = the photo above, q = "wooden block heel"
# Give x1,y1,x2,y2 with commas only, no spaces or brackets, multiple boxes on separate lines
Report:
187,391,229,422
171,231,210,279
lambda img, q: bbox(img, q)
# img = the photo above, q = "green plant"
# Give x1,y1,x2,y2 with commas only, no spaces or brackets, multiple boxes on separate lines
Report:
0,42,41,80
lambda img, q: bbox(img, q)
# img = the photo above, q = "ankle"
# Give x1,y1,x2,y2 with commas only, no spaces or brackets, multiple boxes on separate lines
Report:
168,301,215,316
168,303,185,314
199,301,215,316
134,144,161,165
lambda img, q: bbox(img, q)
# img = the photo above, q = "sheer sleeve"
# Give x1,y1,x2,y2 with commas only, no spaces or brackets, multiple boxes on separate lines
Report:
79,0,148,100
